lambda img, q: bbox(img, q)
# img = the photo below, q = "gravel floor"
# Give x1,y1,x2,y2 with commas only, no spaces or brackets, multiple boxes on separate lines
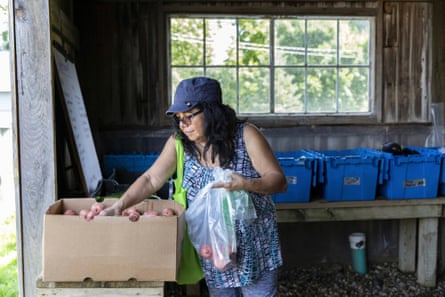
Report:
165,262,445,296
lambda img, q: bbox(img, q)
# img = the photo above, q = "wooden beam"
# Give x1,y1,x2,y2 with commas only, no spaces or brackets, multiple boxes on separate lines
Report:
36,278,164,297
276,198,445,222
37,288,163,297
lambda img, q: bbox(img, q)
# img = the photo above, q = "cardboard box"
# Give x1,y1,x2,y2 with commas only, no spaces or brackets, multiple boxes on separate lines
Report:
42,198,185,282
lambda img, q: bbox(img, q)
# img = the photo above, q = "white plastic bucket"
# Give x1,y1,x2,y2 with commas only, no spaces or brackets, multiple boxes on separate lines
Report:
349,232,367,274
349,232,366,249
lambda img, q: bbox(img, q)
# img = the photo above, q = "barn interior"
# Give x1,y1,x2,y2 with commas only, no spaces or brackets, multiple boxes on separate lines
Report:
48,0,445,270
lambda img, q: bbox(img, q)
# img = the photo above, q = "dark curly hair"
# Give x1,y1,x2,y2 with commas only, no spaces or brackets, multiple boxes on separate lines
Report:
173,102,242,168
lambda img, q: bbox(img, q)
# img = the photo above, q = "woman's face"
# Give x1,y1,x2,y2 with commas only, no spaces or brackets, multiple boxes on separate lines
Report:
174,108,206,144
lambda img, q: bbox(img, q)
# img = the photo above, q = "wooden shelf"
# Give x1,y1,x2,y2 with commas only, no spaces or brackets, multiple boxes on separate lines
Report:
275,197,445,222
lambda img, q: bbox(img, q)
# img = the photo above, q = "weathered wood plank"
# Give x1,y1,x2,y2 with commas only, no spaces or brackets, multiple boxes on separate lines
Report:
398,219,416,272
36,278,164,289
13,1,56,296
50,3,79,51
276,198,445,222
398,3,431,122
36,288,163,297
383,2,432,123
277,204,443,222
417,218,438,287
36,278,164,297
275,198,445,209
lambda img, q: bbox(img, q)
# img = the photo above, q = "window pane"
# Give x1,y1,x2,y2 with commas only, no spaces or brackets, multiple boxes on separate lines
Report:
307,68,336,112
239,68,270,113
275,68,305,113
340,20,370,65
307,20,337,65
206,67,237,110
238,19,270,66
205,19,237,66
339,67,369,112
275,19,305,65
171,67,204,101
171,18,204,65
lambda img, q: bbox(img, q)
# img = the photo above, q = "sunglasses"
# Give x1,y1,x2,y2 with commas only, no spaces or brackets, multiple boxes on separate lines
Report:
174,110,203,125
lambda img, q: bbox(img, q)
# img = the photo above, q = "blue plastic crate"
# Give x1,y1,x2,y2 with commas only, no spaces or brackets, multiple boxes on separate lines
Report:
379,147,442,199
319,148,385,202
102,153,160,177
272,151,317,203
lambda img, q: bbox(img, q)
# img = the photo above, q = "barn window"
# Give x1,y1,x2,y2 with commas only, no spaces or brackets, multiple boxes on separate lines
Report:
169,16,374,118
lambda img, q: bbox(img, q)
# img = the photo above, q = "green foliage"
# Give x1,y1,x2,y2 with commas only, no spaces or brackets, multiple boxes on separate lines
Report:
238,19,269,66
170,18,203,66
0,3,8,50
0,216,18,297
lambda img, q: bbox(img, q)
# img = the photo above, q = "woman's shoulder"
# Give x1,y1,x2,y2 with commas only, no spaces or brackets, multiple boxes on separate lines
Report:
240,122,262,136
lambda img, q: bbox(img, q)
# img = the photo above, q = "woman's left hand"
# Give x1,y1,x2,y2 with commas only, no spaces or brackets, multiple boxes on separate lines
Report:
212,173,245,191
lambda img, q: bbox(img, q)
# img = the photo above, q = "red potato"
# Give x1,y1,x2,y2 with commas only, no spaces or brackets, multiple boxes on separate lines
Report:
86,210,96,221
161,207,176,217
128,211,140,222
121,207,138,216
143,210,160,217
90,202,105,215
79,209,89,219
199,244,213,259
122,208,141,221
213,255,228,271
64,209,77,216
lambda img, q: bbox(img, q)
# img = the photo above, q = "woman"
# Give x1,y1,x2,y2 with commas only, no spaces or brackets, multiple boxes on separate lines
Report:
101,77,287,297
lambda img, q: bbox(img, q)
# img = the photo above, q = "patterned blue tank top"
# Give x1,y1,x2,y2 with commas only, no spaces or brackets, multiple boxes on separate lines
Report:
183,122,283,289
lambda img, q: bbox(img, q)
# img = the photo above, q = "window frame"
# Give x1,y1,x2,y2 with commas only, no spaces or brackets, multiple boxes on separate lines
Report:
166,10,380,126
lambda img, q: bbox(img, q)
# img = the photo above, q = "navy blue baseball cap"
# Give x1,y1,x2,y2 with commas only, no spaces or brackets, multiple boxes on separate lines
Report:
166,77,222,115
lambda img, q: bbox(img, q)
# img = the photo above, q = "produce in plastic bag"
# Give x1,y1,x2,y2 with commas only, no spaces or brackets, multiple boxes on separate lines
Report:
186,167,256,271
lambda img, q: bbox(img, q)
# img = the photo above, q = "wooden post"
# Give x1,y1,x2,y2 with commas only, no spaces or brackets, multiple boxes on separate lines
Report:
11,0,56,296
398,219,417,272
417,218,438,287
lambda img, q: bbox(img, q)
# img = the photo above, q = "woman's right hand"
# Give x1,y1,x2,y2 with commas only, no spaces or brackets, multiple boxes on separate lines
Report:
99,201,123,216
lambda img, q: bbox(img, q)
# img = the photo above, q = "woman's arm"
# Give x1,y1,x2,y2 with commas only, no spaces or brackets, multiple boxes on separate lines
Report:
100,135,178,215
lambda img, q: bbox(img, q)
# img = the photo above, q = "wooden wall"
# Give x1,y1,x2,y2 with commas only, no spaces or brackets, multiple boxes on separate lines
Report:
69,0,443,273
383,2,432,123
69,0,442,157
